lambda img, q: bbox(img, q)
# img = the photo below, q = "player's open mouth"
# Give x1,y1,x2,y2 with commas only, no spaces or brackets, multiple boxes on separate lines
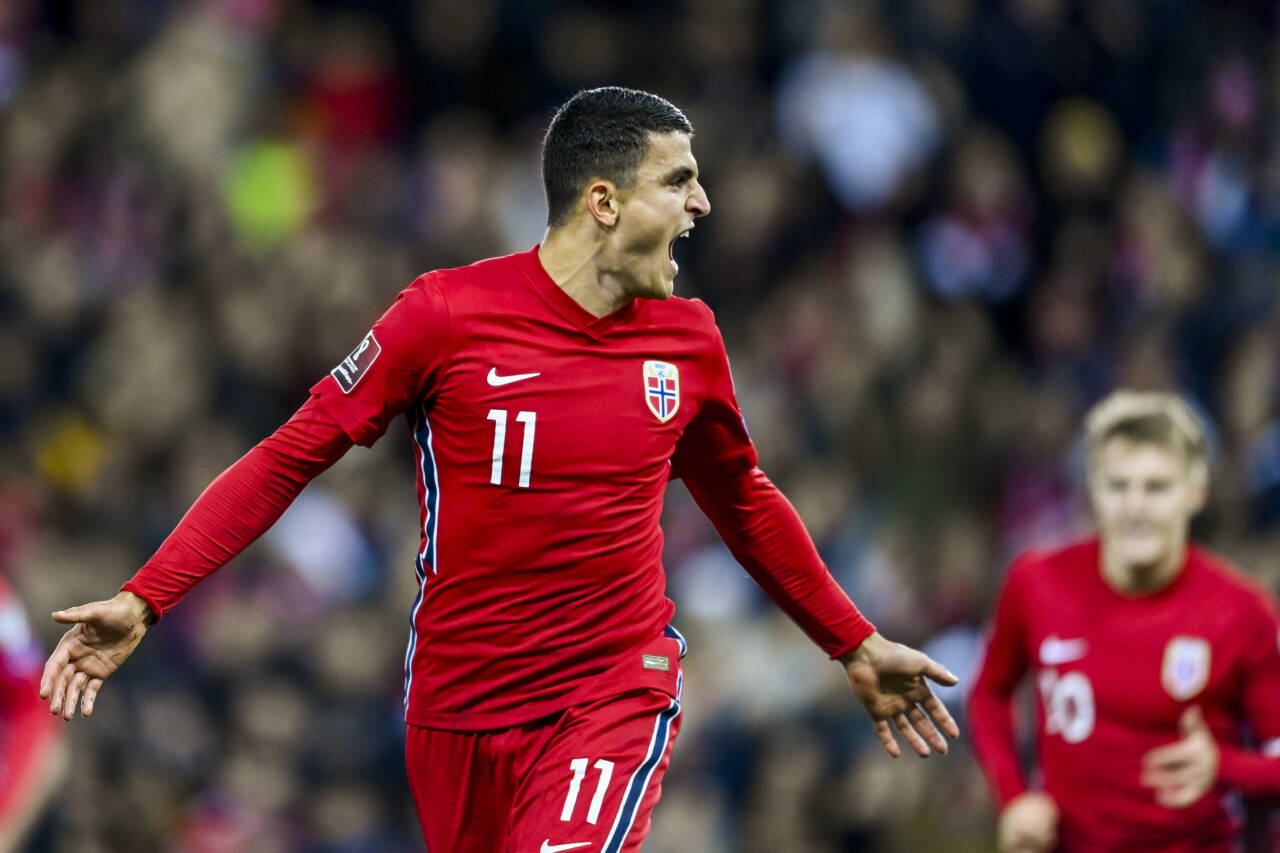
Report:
668,227,693,272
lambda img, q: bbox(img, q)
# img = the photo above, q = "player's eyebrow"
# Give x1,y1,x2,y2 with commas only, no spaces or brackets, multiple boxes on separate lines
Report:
662,165,696,183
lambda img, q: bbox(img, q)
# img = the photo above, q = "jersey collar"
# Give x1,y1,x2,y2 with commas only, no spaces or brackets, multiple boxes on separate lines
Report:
516,246,641,338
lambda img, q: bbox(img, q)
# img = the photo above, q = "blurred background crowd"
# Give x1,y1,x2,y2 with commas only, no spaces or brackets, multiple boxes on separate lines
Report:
2,0,1279,850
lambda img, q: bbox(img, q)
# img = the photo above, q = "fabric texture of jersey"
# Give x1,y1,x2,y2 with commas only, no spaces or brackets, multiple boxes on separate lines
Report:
968,538,1280,852
406,684,682,853
311,248,758,729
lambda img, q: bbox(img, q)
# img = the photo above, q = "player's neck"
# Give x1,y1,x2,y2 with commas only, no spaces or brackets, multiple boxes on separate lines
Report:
1099,538,1189,595
538,228,633,318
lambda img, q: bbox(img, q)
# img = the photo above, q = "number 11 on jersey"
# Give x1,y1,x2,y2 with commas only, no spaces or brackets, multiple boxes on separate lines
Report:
487,409,536,487
561,757,615,824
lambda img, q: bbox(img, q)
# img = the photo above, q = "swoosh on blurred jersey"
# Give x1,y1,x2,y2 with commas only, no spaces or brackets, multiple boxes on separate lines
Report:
1039,636,1088,666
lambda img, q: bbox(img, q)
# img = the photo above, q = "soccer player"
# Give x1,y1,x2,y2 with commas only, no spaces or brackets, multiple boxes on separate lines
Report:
39,87,958,852
968,390,1280,853
0,574,66,852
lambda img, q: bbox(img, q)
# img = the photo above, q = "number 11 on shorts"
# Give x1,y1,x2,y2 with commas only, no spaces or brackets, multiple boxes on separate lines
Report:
560,758,614,824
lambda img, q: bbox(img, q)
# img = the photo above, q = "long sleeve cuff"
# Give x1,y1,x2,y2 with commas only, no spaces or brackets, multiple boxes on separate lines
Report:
1217,743,1280,795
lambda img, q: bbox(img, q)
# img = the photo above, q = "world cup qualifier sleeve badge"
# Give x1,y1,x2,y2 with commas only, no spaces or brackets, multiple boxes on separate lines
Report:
331,331,382,393
1162,636,1211,701
643,360,680,422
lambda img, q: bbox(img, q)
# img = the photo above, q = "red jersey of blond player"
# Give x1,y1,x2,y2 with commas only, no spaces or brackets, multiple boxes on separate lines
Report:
312,247,756,730
969,538,1280,852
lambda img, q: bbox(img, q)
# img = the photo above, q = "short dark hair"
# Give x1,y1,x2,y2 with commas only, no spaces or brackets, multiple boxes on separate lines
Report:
541,87,693,228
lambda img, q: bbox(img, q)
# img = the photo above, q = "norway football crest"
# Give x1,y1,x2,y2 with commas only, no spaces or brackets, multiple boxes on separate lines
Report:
643,360,680,422
1162,636,1211,701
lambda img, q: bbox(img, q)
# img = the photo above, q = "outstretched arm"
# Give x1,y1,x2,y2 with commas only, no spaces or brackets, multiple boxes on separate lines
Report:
39,396,353,719
683,463,958,757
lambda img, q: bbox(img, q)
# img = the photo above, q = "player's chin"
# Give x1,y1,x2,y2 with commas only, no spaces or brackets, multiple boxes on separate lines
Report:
1116,538,1166,565
649,267,677,300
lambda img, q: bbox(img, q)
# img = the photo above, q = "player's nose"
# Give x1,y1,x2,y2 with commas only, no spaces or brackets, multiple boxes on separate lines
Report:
688,181,710,217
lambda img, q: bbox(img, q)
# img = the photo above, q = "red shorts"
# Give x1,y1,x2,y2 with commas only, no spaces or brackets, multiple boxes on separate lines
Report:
406,687,682,853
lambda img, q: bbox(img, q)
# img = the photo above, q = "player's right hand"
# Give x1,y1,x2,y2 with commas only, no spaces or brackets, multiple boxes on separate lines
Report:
997,791,1059,853
39,591,153,720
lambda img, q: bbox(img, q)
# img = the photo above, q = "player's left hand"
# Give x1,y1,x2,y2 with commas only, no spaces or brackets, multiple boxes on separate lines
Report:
841,631,960,758
1140,705,1219,808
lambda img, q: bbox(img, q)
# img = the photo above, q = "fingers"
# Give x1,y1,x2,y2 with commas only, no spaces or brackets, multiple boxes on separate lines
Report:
39,642,72,699
893,711,932,757
1143,740,1192,770
919,656,959,687
921,693,961,739
82,678,103,717
907,706,948,754
52,603,99,624
1140,764,1183,789
1153,785,1198,808
62,670,89,721
874,719,901,758
1141,762,1205,807
49,661,75,717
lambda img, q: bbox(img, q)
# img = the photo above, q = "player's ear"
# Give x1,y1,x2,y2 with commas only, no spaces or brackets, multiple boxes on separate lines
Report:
1187,459,1209,513
585,179,619,228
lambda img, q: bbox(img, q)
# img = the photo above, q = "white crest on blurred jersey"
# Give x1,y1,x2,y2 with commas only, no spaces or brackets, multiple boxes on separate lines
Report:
643,360,680,422
1162,636,1211,701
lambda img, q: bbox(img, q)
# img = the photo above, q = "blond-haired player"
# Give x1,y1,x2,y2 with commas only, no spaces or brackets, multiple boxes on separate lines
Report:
969,390,1280,852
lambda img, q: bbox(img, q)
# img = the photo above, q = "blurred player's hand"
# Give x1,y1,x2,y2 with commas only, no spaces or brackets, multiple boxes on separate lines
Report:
38,591,153,720
841,631,960,757
1141,705,1219,808
998,791,1059,853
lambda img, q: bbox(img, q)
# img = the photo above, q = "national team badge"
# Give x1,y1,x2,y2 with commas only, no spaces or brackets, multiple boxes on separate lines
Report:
643,360,680,422
1162,636,1211,701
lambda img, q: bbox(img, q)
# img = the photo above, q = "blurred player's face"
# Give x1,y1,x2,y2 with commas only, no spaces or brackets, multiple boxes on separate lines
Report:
1089,437,1207,590
609,131,710,300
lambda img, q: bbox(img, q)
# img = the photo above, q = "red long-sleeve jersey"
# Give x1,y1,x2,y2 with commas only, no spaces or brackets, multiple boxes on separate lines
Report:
126,248,873,730
968,539,1280,852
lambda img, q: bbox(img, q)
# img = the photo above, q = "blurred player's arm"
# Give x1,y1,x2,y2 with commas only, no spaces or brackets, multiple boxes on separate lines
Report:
682,463,958,758
0,599,67,852
1142,594,1280,806
967,559,1059,852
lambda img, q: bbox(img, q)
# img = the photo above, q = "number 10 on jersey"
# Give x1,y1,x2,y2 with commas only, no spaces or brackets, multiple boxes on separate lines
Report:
487,409,536,487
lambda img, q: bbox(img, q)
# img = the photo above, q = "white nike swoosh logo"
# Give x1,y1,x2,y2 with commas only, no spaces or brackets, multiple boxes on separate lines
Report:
487,367,541,386
1039,637,1088,666
540,842,591,853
